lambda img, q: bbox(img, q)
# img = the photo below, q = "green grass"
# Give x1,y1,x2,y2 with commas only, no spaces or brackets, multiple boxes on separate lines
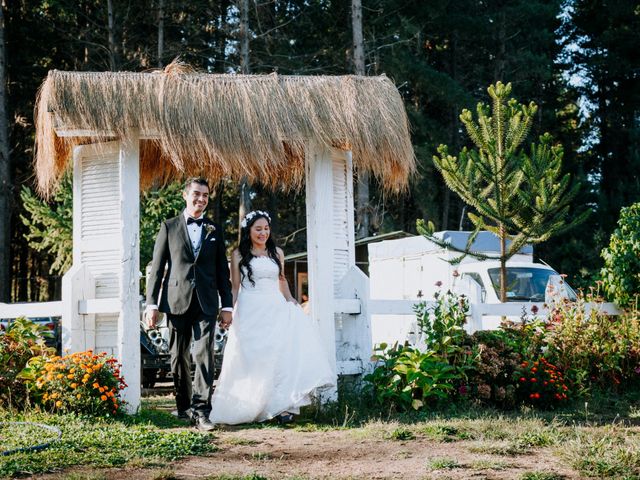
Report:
0,408,215,477
520,473,565,480
385,427,415,441
428,457,461,469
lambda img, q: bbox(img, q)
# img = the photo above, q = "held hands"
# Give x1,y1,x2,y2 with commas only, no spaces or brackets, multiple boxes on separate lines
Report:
219,310,233,329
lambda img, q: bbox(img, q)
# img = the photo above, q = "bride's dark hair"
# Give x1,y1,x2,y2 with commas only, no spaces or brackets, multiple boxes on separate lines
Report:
238,211,281,286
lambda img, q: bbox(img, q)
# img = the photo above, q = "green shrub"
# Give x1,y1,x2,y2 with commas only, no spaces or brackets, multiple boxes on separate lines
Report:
20,350,127,416
544,295,640,395
0,317,54,408
601,202,640,308
365,343,457,410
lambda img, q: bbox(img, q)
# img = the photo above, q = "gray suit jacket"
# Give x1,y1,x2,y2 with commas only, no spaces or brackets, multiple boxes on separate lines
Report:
146,212,233,316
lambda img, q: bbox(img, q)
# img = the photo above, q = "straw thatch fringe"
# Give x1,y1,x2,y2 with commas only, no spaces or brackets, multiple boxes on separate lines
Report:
34,66,415,197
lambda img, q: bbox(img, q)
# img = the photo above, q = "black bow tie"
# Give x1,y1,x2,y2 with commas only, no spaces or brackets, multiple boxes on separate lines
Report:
187,217,204,226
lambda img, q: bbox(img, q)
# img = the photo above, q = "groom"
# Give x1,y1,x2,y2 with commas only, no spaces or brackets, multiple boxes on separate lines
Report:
146,177,233,431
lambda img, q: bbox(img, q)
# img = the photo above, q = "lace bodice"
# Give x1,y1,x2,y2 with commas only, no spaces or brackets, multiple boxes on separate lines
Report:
240,256,280,294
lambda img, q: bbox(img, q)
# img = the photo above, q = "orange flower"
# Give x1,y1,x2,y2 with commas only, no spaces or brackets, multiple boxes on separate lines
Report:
57,373,64,379
71,383,78,389
76,393,82,399
93,382,100,389
101,395,107,401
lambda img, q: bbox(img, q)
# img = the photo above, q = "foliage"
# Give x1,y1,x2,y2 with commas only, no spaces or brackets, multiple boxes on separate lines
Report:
422,81,588,301
20,350,127,416
20,180,184,276
0,410,215,477
415,289,470,362
20,173,73,275
0,317,54,407
365,343,457,411
600,202,640,308
139,182,186,269
544,296,640,395
514,357,569,408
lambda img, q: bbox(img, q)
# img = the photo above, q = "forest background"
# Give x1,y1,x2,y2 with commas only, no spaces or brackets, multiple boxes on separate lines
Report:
0,0,638,303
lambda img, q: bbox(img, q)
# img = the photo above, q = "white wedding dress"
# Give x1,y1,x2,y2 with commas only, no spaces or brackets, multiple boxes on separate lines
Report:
210,256,335,425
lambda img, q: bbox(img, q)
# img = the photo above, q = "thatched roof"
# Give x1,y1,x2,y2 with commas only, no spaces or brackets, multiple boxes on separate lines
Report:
34,65,415,197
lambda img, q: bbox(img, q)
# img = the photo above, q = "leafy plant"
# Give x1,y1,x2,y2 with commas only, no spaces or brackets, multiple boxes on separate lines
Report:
415,289,470,363
365,343,457,411
20,350,127,416
600,202,640,308
0,317,54,408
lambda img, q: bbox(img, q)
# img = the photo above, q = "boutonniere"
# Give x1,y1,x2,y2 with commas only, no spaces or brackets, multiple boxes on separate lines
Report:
204,224,216,239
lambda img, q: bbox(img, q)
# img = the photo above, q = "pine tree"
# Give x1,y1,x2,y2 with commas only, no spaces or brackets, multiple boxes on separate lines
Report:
421,82,589,301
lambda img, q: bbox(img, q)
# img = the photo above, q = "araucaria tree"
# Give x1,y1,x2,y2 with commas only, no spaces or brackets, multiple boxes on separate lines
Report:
420,82,588,301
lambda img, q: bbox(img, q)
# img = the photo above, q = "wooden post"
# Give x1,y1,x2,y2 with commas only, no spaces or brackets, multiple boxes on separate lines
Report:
117,130,141,411
305,143,338,385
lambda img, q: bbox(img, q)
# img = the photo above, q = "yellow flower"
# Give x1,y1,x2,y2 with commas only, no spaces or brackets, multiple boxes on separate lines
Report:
67,374,74,379
71,383,78,389
55,400,62,408
57,374,64,379
76,394,81,399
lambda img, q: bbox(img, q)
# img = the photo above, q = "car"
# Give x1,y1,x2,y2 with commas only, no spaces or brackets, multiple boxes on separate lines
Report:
140,312,228,389
0,316,62,352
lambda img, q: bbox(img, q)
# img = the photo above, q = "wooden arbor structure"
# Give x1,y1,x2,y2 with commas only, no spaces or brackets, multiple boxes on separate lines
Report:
34,66,415,411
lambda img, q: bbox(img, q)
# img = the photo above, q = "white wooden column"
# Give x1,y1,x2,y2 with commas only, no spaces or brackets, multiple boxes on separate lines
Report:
63,137,141,412
305,143,338,381
117,130,141,410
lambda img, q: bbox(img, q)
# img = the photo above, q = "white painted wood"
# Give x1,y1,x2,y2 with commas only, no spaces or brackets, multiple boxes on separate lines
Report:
0,301,63,318
117,130,141,412
334,299,361,314
78,298,120,315
369,299,421,315
331,150,356,289
305,142,338,388
61,263,96,352
337,359,363,375
336,266,373,375
56,128,160,139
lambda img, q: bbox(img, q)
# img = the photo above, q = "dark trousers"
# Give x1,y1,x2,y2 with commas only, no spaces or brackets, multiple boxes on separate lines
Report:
167,291,216,417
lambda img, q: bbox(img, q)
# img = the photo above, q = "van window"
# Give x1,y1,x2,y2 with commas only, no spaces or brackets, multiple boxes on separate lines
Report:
488,267,577,302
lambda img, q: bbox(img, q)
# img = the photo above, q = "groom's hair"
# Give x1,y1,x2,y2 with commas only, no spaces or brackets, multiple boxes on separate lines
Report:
184,177,210,192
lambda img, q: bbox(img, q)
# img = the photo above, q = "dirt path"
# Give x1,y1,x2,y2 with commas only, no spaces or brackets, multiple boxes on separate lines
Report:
39,426,583,480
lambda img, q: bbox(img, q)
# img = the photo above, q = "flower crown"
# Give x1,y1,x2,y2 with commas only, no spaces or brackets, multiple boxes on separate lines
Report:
241,210,271,228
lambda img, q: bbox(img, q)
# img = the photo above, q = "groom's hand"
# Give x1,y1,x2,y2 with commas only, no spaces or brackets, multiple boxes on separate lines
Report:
146,309,159,329
219,311,232,329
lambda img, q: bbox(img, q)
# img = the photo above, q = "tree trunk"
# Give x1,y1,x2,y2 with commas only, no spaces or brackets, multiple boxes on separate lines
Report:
157,0,164,67
107,0,119,70
237,0,252,240
239,0,250,75
0,4,11,302
499,223,507,302
352,0,370,239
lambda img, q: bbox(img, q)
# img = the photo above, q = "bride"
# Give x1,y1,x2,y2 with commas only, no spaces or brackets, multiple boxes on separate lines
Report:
210,210,335,425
